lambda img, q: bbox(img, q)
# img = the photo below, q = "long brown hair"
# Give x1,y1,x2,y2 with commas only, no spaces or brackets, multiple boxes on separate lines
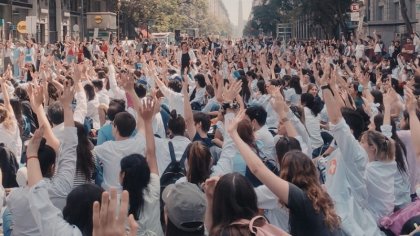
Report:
361,130,395,162
187,141,212,185
280,150,341,230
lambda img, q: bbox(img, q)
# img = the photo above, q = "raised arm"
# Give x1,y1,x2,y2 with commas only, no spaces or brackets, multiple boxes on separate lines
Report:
182,73,196,140
0,76,13,115
227,110,289,204
137,98,158,175
28,85,60,152
406,87,420,158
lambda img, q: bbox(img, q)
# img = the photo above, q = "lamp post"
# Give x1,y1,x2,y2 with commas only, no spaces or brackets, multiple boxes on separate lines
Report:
117,0,121,41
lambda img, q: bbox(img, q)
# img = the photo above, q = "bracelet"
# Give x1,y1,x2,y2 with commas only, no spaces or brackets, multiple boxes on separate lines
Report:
27,156,38,162
320,84,335,96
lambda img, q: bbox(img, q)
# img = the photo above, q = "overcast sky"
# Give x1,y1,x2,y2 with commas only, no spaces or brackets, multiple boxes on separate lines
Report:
221,0,253,26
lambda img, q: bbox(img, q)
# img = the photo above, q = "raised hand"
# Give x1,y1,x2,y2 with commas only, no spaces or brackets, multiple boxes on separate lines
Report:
223,80,242,102
26,126,45,158
59,80,75,105
92,189,138,236
138,97,157,122
227,109,246,135
203,176,220,200
405,86,418,113
120,72,134,92
28,84,44,110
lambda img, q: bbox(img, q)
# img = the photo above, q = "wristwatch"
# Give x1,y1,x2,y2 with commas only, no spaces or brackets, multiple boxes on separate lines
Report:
222,101,239,110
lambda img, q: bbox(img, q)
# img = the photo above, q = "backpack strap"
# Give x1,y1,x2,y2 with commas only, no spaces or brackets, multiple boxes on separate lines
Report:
168,141,176,163
179,144,190,168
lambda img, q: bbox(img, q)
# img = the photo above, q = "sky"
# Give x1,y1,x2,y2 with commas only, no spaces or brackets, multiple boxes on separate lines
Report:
221,0,253,26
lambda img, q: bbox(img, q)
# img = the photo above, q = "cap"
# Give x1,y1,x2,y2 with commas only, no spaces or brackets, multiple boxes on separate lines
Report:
162,182,206,232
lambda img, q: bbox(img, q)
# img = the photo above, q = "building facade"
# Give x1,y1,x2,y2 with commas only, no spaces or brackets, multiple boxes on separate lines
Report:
0,0,117,43
367,0,419,44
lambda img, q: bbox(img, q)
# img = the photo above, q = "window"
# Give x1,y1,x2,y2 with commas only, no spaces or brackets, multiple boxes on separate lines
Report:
394,2,400,20
377,6,384,20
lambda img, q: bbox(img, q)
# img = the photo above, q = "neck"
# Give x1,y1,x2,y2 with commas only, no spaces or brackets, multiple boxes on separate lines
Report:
197,129,207,138
115,135,130,141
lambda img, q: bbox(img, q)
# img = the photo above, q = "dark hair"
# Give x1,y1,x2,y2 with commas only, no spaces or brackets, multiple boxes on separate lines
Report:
166,218,205,236
289,75,302,94
107,103,125,121
84,84,96,101
187,142,212,185
341,107,366,140
373,114,407,173
168,80,182,93
63,184,104,236
205,85,215,98
47,101,64,125
301,93,322,116
245,105,267,127
168,110,185,136
400,215,420,235
74,122,95,181
109,99,125,108
256,79,267,95
401,109,420,130
91,80,104,90
47,83,59,101
113,112,136,137
120,154,151,220
9,99,24,134
370,90,384,113
38,138,57,178
194,74,206,88
193,112,211,132
275,136,302,164
14,87,30,101
134,83,147,98
211,173,259,235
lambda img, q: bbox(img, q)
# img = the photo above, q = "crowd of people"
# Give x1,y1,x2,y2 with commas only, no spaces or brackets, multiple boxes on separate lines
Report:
0,31,420,236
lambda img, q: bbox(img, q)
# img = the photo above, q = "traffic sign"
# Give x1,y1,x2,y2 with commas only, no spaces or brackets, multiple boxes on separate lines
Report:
351,3,360,12
17,21,27,33
73,24,79,32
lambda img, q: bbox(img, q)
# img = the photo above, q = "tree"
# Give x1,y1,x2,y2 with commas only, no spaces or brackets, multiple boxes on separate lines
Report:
400,0,413,35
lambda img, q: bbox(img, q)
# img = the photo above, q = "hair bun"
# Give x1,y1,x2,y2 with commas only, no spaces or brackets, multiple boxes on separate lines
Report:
170,110,178,120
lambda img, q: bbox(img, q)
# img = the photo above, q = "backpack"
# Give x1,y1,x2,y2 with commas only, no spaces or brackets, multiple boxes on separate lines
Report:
245,146,279,187
160,141,189,192
0,143,19,188
380,199,420,235
230,215,290,236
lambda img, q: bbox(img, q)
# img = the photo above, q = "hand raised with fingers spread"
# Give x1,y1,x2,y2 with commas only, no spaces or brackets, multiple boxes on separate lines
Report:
92,189,138,236
59,80,75,105
223,80,242,102
139,97,157,122
203,176,220,200
28,84,44,110
227,109,246,135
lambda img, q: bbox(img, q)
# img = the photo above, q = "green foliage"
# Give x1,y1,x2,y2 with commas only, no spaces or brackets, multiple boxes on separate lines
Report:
244,0,353,38
122,0,231,36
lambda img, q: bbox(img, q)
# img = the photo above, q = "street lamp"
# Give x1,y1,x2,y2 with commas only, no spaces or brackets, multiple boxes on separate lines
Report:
117,0,121,41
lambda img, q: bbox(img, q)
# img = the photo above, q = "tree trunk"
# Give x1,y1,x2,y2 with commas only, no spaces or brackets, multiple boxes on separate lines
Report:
400,0,413,34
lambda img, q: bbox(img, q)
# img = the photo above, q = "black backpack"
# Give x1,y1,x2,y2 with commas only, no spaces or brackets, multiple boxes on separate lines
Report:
245,146,279,187
160,141,189,193
0,143,19,188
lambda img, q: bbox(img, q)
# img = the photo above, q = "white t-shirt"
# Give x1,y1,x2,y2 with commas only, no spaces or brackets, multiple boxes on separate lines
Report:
94,133,146,191
137,173,164,236
303,107,324,149
355,44,365,59
255,126,276,161
155,136,191,176
0,121,22,163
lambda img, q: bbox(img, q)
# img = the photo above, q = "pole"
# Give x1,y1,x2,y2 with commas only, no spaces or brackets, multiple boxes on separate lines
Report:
81,0,84,40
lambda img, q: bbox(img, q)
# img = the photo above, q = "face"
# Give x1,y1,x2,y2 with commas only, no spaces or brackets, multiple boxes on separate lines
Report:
309,86,318,97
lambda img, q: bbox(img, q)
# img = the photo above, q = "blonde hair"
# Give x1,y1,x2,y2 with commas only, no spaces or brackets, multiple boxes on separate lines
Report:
362,130,395,162
0,104,14,130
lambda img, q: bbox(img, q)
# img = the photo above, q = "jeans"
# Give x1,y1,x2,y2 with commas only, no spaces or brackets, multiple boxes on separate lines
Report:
3,207,12,236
